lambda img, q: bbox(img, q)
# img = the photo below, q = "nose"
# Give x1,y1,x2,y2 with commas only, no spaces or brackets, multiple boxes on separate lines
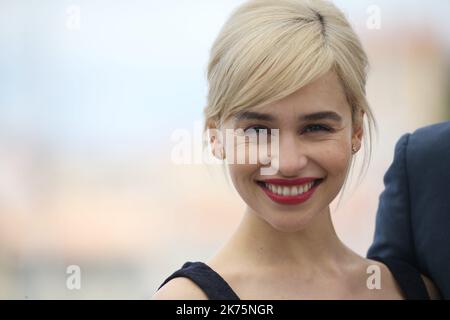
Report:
272,133,308,177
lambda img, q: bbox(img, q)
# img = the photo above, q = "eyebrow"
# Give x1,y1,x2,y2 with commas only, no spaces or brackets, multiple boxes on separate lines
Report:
300,111,342,123
234,110,343,124
234,111,276,122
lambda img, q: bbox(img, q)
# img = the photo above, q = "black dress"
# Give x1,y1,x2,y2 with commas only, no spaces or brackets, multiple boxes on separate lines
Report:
157,257,430,300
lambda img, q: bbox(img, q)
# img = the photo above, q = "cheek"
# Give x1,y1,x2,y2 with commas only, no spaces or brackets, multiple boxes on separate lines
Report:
228,162,258,190
227,161,263,208
225,135,266,165
319,140,352,179
224,135,261,198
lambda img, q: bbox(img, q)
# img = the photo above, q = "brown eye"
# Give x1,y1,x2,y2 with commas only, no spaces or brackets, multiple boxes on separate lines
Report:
243,126,271,135
302,124,332,133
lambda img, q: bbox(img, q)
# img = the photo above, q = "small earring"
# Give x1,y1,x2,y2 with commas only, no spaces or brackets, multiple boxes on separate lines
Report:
218,148,225,160
352,145,358,153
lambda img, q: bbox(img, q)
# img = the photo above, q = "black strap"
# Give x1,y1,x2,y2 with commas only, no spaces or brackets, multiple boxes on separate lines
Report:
370,256,430,300
160,259,431,299
158,261,240,300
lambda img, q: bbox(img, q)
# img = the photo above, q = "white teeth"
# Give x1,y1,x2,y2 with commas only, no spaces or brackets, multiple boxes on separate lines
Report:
264,181,317,196
290,186,298,196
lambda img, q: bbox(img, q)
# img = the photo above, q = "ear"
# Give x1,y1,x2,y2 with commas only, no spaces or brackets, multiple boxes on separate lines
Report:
206,119,225,160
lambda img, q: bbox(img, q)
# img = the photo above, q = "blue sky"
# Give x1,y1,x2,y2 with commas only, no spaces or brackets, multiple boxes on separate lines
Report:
0,0,448,153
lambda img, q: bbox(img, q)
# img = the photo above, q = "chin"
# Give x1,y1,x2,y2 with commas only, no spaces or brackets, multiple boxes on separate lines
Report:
265,213,315,233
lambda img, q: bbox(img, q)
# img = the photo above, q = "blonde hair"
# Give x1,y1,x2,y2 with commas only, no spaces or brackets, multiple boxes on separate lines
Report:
203,0,377,196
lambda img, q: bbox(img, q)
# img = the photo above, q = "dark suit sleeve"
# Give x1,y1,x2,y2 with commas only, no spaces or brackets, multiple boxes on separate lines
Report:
367,133,418,267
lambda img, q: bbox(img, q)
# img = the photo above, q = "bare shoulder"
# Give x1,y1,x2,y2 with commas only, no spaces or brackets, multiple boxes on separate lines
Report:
369,260,404,298
366,258,441,299
151,277,209,300
421,275,441,300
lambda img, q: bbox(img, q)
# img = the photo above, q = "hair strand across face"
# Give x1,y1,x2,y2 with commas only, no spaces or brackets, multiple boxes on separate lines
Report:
204,0,378,195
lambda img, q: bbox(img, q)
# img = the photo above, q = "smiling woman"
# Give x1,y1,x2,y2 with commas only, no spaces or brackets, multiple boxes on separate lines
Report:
153,0,437,300
222,71,358,225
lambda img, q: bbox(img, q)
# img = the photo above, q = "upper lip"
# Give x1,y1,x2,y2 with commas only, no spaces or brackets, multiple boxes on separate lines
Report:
257,177,322,186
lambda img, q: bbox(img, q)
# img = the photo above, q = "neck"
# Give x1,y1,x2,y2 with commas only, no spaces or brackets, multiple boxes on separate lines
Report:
213,205,356,273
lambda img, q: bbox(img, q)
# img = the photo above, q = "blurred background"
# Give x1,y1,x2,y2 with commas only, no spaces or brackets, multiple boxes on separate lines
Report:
0,0,449,299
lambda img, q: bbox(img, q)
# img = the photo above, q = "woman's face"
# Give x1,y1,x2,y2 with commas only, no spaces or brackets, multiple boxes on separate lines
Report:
214,71,363,232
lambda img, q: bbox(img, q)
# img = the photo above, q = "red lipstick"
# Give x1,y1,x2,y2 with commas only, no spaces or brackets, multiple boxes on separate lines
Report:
256,177,323,205
261,177,317,186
